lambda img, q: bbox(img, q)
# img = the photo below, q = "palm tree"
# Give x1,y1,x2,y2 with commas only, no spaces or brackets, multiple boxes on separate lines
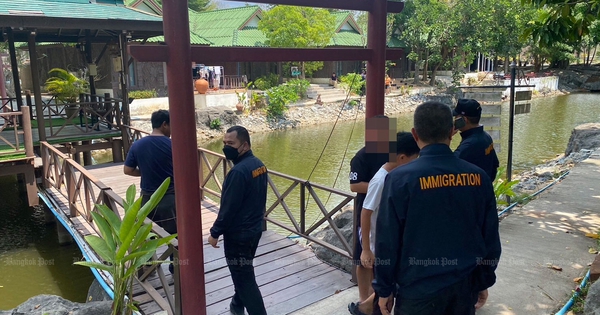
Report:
45,68,89,103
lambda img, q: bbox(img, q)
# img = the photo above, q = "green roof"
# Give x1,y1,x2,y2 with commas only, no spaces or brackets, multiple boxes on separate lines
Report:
331,30,366,47
145,32,212,45
0,0,161,21
189,6,264,47
388,37,407,48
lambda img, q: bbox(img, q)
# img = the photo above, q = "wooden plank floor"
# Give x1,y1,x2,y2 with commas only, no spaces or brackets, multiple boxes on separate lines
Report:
50,162,353,315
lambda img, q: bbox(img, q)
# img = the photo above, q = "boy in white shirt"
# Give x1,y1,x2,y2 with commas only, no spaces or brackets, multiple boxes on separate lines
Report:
350,132,420,315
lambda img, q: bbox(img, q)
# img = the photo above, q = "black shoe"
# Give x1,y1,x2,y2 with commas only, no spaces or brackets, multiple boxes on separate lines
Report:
229,301,244,315
348,302,368,315
168,263,174,274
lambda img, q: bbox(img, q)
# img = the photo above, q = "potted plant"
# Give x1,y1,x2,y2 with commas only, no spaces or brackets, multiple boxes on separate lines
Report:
74,178,177,315
45,68,89,119
235,90,247,112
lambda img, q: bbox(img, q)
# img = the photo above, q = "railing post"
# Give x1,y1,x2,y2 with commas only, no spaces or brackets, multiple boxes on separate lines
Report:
121,125,131,157
300,182,306,234
21,106,34,158
65,161,78,217
42,143,50,189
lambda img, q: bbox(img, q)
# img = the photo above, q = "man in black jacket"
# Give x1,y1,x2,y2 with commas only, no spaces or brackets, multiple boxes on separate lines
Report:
374,101,501,315
453,98,500,181
208,126,267,315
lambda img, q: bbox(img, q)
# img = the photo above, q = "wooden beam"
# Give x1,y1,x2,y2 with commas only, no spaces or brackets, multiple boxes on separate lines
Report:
129,45,403,63
224,0,404,13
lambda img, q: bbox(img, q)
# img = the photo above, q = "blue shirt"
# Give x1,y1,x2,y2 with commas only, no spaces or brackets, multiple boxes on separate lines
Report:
124,135,174,194
373,144,501,299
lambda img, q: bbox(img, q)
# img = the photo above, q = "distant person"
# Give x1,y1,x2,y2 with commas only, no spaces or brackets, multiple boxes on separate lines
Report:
453,98,500,181
352,132,420,315
360,70,367,96
373,101,501,315
348,116,391,315
331,72,338,87
208,126,268,315
123,110,176,272
385,75,392,95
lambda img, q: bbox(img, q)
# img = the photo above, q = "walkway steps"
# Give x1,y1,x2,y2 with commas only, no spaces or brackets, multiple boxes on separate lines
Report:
73,163,354,314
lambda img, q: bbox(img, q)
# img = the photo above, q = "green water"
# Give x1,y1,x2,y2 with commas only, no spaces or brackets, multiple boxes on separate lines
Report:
0,176,94,310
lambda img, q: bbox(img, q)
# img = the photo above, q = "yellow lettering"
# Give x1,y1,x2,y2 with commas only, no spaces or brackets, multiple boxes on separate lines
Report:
419,177,429,190
475,173,481,186
485,144,494,155
431,175,440,188
449,174,456,186
455,174,462,186
442,174,449,186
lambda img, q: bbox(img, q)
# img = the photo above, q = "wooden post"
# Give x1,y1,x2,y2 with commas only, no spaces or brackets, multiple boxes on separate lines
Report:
28,32,46,141
25,92,34,121
82,140,93,166
119,33,131,126
24,163,38,206
7,29,23,109
111,139,124,162
365,0,387,119
65,161,78,217
42,143,50,189
72,142,81,164
121,125,131,156
21,106,34,158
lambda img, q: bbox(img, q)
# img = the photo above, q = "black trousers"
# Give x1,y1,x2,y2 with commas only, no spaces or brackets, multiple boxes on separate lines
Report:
394,276,477,315
224,232,266,315
141,193,177,234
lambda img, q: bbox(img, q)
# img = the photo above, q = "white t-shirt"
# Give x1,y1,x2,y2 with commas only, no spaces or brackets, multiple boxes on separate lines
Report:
362,166,389,254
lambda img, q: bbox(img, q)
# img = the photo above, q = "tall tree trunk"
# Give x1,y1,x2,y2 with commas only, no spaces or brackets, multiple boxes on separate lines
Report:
504,54,510,74
413,48,420,81
277,62,283,84
422,49,429,82
430,64,439,86
300,61,306,80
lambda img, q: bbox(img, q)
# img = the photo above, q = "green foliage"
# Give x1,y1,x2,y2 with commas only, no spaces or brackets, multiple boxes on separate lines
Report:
250,92,266,110
128,89,158,99
253,74,279,91
258,5,336,79
339,73,365,96
347,99,359,107
209,118,222,130
45,68,89,103
74,179,177,315
285,79,310,98
493,167,520,206
265,82,304,118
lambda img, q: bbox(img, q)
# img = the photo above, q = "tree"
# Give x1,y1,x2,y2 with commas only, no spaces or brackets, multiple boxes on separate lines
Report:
258,5,336,79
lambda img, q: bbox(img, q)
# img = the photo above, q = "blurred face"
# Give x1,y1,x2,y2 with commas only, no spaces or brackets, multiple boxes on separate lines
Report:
223,131,242,148
161,122,171,138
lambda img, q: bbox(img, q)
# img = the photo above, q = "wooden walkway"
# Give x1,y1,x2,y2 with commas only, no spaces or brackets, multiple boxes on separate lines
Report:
44,161,354,315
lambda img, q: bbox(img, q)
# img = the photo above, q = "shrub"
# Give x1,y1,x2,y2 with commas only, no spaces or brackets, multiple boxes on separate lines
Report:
253,73,279,91
209,118,222,130
128,89,158,99
339,73,365,96
265,83,301,118
285,79,310,98
493,167,519,206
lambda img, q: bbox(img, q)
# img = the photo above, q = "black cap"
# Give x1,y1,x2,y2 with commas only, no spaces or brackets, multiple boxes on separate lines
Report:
453,99,482,117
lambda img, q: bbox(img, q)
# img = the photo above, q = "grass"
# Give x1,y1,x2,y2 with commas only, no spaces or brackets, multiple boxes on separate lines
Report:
0,152,27,161
30,118,69,128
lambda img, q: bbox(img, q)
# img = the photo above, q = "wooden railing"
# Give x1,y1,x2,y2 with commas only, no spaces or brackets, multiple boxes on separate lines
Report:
222,75,247,89
121,124,147,155
40,141,180,315
121,125,356,259
198,148,355,258
0,106,34,159
28,92,123,139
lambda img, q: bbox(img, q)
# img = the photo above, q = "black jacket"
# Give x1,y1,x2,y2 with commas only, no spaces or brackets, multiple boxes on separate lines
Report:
373,144,501,299
455,126,500,181
210,150,268,239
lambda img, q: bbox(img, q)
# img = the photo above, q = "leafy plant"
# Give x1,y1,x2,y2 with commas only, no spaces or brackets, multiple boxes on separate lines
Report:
45,68,89,103
128,89,158,99
493,167,520,205
339,73,365,96
265,83,302,118
250,92,266,110
285,79,310,99
253,74,279,91
236,90,247,104
74,179,177,315
348,99,359,107
210,118,222,130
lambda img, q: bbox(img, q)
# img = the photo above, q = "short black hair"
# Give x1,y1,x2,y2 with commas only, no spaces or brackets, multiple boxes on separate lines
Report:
465,115,481,124
226,125,251,146
396,131,420,156
151,110,170,129
414,101,453,143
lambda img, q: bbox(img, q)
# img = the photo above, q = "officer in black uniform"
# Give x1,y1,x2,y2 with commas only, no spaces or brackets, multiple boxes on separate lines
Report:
453,98,500,181
208,126,268,315
374,101,501,315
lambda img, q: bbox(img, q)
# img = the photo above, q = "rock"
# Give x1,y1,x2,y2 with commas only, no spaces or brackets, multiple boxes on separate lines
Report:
6,295,112,315
585,279,600,315
195,106,241,130
310,210,355,273
590,254,600,282
87,279,112,302
565,123,600,156
582,76,600,91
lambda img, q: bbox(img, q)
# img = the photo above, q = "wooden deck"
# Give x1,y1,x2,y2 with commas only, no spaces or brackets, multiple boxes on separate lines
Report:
45,161,354,315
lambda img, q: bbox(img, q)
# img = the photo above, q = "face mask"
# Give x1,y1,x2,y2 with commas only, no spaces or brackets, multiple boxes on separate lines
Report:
223,145,241,161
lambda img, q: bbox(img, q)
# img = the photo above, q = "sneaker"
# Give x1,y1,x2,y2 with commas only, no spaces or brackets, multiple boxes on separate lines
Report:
348,302,368,315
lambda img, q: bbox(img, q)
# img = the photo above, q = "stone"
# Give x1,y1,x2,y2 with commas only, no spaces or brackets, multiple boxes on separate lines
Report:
590,254,600,282
565,123,600,156
195,106,241,130
309,209,355,273
87,279,112,302
585,279,600,315
582,76,600,91
7,294,112,315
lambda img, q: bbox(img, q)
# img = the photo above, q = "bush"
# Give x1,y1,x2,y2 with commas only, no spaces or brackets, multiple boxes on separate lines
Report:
253,73,279,91
129,89,158,99
286,79,310,99
265,83,301,118
339,73,365,96
493,167,519,206
209,118,222,130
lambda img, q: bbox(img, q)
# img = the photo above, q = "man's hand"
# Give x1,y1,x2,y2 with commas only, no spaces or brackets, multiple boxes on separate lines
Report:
378,294,393,315
208,235,219,248
475,289,488,309
360,249,375,269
